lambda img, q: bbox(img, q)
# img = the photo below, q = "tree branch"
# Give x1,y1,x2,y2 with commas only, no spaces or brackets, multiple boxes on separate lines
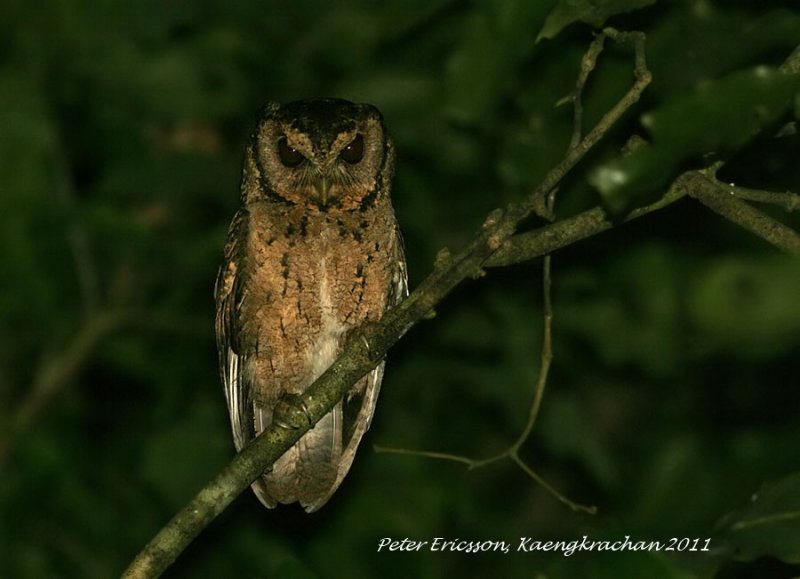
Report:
486,165,800,268
120,28,651,579
728,184,800,212
120,35,800,579
376,252,596,515
485,175,687,268
684,170,800,255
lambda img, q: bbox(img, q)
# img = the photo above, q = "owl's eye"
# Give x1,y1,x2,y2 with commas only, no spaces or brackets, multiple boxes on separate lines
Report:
278,137,304,167
339,134,364,164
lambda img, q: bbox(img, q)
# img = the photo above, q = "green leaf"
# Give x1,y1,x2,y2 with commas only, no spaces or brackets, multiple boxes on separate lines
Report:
538,0,656,41
444,0,555,123
645,8,800,96
687,256,800,359
591,66,800,215
717,472,800,564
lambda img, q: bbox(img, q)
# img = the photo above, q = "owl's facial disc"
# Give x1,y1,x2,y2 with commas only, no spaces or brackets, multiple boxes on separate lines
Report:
278,130,370,209
252,99,390,211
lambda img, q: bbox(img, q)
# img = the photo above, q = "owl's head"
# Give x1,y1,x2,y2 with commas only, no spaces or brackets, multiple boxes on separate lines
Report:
244,98,394,211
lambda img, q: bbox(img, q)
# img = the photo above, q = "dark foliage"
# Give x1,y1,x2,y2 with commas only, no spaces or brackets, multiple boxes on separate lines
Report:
1,1,799,577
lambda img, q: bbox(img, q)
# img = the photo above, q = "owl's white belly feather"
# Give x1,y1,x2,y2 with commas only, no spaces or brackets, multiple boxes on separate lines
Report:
308,258,347,384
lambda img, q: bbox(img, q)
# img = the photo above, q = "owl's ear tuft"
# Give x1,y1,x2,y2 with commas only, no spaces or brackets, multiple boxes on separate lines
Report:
256,101,282,122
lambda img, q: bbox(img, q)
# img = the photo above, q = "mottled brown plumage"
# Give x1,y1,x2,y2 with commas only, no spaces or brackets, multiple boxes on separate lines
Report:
215,99,406,512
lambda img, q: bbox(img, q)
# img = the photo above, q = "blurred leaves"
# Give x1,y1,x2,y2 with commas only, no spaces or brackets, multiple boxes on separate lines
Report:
558,244,685,379
687,255,800,358
717,472,800,564
1,1,799,578
538,0,657,41
591,67,800,214
139,396,230,507
444,0,555,123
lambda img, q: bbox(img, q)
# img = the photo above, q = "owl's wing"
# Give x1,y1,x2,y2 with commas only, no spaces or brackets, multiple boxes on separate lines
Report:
214,208,253,452
388,227,409,310
349,225,408,435
304,226,409,512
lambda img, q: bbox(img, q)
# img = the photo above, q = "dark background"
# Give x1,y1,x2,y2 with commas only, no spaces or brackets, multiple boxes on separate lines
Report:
1,1,799,577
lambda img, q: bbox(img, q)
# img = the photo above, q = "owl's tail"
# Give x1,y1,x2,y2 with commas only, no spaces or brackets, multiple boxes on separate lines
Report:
251,402,344,510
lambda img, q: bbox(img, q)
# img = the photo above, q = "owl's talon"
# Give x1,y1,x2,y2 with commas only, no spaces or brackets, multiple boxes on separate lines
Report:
342,323,382,363
297,398,313,427
273,416,296,430
273,393,312,429
360,332,372,357
357,322,383,363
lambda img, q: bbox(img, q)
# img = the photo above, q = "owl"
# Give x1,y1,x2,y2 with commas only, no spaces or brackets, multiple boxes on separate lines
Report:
215,98,407,512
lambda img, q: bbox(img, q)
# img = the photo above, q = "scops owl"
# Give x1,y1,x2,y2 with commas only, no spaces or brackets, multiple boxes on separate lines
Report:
215,98,407,512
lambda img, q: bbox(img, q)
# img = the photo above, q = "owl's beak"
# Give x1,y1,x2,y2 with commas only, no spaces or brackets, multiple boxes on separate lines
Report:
313,176,331,207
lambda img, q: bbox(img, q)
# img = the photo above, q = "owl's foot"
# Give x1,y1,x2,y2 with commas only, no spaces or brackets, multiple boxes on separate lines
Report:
345,322,382,363
272,393,313,430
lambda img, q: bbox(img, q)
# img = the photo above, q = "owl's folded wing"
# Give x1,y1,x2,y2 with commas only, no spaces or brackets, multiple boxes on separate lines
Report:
214,208,253,452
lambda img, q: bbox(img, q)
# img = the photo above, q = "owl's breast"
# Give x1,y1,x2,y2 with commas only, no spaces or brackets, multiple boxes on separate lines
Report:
306,255,347,383
242,204,394,401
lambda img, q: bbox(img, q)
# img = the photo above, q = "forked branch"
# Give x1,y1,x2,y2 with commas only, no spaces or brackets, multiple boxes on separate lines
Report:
122,33,800,579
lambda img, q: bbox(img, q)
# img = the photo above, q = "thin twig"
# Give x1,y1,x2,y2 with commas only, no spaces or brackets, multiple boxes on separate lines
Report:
376,254,595,515
517,253,552,452
376,48,607,515
51,128,100,316
508,30,651,225
121,37,800,579
728,185,800,212
372,446,475,467
569,32,607,150
0,308,207,469
120,28,651,579
483,164,800,268
686,170,800,255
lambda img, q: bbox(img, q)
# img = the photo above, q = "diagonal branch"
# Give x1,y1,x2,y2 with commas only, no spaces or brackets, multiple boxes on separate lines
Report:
728,184,800,212
120,28,651,579
684,170,800,255
122,36,800,579
121,163,799,578
485,166,800,268
373,32,614,514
